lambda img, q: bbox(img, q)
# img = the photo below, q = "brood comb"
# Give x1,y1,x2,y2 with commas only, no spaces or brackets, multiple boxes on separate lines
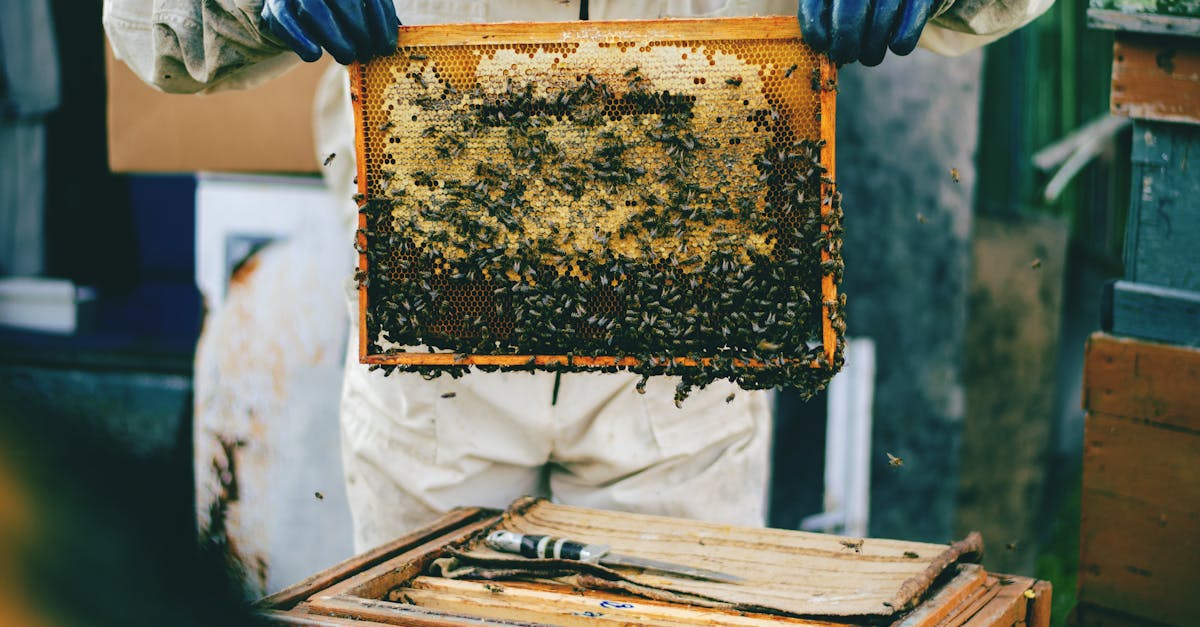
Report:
351,16,842,397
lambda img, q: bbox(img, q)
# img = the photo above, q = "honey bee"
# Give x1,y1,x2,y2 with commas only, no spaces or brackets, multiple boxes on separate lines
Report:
441,392,457,399
840,539,863,553
725,76,743,87
784,64,798,78
903,551,919,559
725,393,736,403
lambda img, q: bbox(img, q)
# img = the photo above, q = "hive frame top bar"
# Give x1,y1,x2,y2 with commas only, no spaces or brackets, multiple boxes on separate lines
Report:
351,16,838,370
388,16,811,47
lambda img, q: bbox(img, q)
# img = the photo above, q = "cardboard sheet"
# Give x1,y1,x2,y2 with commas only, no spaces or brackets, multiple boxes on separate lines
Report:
105,44,331,174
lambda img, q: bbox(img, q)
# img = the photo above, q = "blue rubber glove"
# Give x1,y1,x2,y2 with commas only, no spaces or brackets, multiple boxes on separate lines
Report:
798,0,936,66
262,0,400,65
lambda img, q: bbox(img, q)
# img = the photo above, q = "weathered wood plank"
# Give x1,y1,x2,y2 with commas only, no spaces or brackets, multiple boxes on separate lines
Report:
892,565,988,627
454,498,981,618
1074,602,1175,626
1112,34,1200,124
1089,8,1200,37
1026,580,1052,627
311,517,500,603
398,577,840,626
1079,466,1200,625
1123,121,1200,292
308,596,526,626
960,577,1027,627
257,508,497,610
1102,280,1200,346
1081,333,1200,430
392,16,807,47
1084,412,1200,500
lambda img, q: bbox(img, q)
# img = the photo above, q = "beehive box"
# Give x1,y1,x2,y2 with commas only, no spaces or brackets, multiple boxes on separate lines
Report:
351,17,840,397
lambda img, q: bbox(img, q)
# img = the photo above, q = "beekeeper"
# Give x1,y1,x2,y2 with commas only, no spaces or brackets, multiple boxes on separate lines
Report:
104,0,1053,552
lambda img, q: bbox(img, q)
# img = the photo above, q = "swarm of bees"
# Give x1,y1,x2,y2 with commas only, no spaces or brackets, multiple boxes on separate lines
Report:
356,43,844,400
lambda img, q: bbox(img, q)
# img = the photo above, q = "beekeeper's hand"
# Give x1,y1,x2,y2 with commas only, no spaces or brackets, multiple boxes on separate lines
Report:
261,0,400,65
797,0,935,66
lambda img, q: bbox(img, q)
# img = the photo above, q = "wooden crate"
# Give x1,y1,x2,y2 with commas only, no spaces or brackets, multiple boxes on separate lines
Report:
1089,8,1200,126
1079,333,1200,626
255,508,1050,626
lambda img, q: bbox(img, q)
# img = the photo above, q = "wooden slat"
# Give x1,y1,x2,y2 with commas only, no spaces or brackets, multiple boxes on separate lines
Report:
465,499,980,618
892,565,988,627
1026,580,1052,627
311,517,500,602
309,596,533,626
362,352,823,369
960,578,1028,627
262,609,398,626
393,16,805,47
257,508,496,610
1074,602,1174,627
1111,32,1200,123
397,577,841,627
1102,280,1200,347
1084,412,1200,501
1088,8,1200,37
1081,333,1200,430
1079,482,1199,625
1123,121,1200,294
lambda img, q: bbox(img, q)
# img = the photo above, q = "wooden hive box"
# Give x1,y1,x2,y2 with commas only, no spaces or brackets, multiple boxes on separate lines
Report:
1078,333,1200,626
256,503,1051,626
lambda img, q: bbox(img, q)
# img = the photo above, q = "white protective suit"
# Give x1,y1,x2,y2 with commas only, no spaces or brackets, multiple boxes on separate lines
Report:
105,0,1053,552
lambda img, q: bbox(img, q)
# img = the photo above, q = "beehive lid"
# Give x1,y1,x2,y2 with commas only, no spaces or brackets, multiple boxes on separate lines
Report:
351,17,841,396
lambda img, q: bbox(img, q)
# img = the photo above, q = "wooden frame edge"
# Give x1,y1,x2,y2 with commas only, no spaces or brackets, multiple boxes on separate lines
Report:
394,16,803,47
818,55,838,366
357,18,838,372
351,62,372,364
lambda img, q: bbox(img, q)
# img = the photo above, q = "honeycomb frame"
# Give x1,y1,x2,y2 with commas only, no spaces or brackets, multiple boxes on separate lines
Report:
351,16,839,376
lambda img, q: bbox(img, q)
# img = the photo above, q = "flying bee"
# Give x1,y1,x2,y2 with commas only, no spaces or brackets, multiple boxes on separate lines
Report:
314,491,325,500
441,392,457,398
725,393,736,403
1030,258,1042,269
886,452,904,467
324,153,336,166
950,167,960,183
916,212,927,224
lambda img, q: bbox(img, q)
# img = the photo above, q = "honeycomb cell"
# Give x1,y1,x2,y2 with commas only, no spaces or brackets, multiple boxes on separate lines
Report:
352,17,841,394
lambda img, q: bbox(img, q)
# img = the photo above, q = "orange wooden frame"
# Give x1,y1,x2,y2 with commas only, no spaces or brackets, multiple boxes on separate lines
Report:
351,17,838,370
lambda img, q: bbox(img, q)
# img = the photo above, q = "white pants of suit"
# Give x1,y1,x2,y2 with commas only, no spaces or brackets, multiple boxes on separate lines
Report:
328,0,792,552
